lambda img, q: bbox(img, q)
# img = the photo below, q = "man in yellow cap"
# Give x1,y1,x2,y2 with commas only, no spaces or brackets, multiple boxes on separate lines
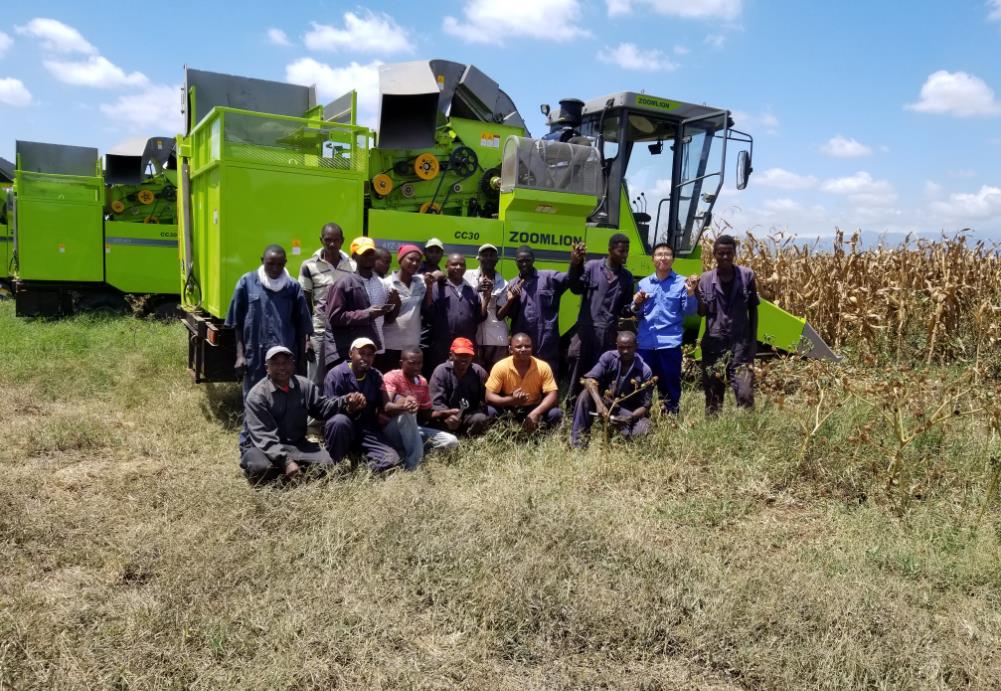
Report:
324,237,399,373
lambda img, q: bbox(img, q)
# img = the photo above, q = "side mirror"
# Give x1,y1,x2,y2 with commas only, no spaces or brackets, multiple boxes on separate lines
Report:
540,103,551,117
736,150,752,190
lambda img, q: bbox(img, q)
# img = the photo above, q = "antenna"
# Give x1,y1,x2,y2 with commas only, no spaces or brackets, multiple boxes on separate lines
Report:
640,192,647,213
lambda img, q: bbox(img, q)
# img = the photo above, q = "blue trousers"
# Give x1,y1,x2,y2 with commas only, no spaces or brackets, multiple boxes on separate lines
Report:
638,347,683,414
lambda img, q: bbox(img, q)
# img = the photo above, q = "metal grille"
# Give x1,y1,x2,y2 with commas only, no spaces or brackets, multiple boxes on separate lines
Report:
16,171,100,203
220,112,366,173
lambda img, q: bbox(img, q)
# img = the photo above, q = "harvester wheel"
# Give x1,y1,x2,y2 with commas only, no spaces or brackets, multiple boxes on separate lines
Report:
414,153,440,181
137,189,155,205
110,200,126,214
419,202,442,214
372,173,394,196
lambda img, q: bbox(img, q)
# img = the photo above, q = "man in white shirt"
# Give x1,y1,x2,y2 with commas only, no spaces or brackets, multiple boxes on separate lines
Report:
463,243,509,369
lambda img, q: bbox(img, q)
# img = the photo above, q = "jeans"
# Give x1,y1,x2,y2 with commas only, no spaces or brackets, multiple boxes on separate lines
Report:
382,413,459,470
638,346,683,414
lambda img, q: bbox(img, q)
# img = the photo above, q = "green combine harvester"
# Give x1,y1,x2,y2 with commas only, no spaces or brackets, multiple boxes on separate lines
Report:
8,138,180,316
176,60,835,382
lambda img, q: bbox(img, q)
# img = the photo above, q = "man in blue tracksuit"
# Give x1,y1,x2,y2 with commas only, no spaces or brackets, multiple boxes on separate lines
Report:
631,242,698,414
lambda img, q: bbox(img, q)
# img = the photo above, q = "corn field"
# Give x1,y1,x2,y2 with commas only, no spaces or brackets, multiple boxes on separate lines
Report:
711,230,1001,368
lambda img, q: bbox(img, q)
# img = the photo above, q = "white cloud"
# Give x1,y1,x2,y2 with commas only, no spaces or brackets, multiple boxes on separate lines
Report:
947,169,976,178
597,43,676,71
906,70,1001,117
443,0,590,44
0,77,32,107
930,185,1001,220
763,197,802,213
267,28,291,47
989,0,1001,21
16,17,95,54
304,12,412,53
285,58,382,125
756,168,818,190
924,180,943,198
0,31,12,58
607,0,741,19
100,84,182,132
704,33,727,48
820,135,872,158
673,44,690,55
731,109,779,135
821,171,896,208
43,55,149,89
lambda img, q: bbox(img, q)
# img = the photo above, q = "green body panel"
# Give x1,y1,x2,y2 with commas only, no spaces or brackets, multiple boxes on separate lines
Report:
367,208,503,254
1,182,10,280
14,171,105,282
103,220,179,294
179,107,371,318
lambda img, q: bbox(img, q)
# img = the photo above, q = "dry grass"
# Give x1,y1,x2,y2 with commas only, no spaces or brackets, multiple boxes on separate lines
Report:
717,230,1001,368
2,262,1001,689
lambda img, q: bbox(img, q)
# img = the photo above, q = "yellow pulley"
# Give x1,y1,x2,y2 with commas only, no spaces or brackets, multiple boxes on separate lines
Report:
143,215,159,224
137,189,155,205
419,202,441,214
372,173,394,196
414,153,440,181
110,200,126,214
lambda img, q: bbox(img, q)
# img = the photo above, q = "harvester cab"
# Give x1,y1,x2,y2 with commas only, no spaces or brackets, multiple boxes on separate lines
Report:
543,93,752,258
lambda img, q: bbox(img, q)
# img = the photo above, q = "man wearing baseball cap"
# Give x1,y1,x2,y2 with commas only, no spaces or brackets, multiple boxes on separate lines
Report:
428,337,495,436
241,345,365,483
420,237,445,276
324,237,398,372
464,243,509,369
322,337,403,472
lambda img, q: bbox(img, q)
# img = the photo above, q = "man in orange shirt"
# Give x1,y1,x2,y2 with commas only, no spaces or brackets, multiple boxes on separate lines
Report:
485,333,563,433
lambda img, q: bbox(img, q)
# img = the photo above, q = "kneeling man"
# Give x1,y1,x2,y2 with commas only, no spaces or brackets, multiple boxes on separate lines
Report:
241,346,365,483
485,333,563,433
571,331,654,448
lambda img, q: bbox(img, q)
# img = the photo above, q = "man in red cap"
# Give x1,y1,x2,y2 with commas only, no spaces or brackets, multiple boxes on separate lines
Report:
428,337,495,436
382,243,434,371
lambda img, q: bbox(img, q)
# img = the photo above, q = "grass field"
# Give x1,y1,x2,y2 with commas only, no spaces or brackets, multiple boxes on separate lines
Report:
2,300,1001,689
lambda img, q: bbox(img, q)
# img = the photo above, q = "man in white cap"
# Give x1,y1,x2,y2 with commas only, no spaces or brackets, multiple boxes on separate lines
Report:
419,237,445,276
464,242,509,369
241,345,365,483
322,337,404,472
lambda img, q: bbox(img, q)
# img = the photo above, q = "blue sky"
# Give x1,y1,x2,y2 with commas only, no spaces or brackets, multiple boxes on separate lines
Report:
2,0,1000,241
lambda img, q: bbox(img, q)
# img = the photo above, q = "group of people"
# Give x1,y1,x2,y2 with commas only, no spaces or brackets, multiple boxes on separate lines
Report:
226,222,759,482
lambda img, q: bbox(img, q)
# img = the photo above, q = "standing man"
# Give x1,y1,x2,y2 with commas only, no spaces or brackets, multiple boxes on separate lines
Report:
463,243,509,370
696,234,759,414
568,234,634,397
485,333,563,433
352,237,398,372
570,331,653,448
497,245,585,377
227,244,312,399
382,244,433,371
423,253,487,374
324,238,397,370
299,222,354,383
323,338,403,472
241,346,365,484
632,242,699,414
420,237,446,276
429,337,495,436
381,348,459,470
373,247,393,282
